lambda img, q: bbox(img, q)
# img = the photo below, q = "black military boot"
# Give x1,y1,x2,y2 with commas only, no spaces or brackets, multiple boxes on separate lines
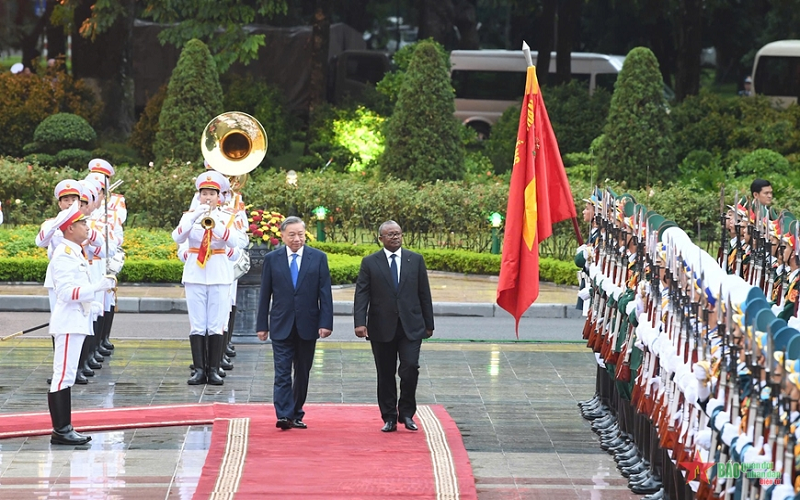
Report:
79,335,95,377
48,387,91,445
101,308,115,351
206,335,224,385
187,336,207,385
225,307,237,357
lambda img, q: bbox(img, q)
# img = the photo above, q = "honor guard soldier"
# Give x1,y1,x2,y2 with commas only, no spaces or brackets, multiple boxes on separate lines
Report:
87,159,125,354
47,202,116,445
172,171,247,385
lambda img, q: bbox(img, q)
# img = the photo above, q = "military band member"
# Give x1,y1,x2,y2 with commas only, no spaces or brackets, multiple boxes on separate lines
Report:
47,202,116,445
172,171,247,385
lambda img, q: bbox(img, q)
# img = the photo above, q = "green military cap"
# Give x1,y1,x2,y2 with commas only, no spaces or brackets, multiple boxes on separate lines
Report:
574,248,587,269
647,213,665,235
657,220,678,240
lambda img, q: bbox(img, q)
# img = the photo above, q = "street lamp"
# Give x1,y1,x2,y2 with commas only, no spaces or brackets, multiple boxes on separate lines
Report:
489,212,503,254
313,206,328,242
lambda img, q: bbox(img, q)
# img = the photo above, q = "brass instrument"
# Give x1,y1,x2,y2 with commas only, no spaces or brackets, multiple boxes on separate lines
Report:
201,112,268,177
199,203,217,230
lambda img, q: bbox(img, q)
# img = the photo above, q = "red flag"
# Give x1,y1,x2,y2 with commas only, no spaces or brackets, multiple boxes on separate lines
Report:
496,66,577,336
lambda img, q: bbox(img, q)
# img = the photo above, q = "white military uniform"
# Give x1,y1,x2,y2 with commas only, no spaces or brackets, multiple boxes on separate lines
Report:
36,180,83,311
48,211,114,393
173,172,247,336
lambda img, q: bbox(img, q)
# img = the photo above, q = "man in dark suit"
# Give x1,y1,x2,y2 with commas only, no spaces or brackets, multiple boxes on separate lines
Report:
354,220,434,432
256,216,333,430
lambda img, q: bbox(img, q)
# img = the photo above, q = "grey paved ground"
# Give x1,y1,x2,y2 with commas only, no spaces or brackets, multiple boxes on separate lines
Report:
0,330,640,499
0,312,586,343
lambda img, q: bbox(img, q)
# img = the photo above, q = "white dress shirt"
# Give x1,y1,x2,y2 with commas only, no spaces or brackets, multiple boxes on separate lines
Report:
383,247,401,283
287,245,304,270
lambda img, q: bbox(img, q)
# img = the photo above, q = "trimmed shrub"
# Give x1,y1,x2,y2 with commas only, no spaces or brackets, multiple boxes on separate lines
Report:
222,74,292,158
482,104,520,174
54,148,94,169
31,113,96,154
543,81,611,156
734,148,792,179
22,153,57,167
154,39,224,163
129,84,167,161
0,70,102,157
598,47,675,189
376,41,450,106
381,40,465,183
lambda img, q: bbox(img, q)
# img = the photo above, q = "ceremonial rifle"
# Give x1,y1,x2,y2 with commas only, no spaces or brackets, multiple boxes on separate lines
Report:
0,323,50,341
720,185,728,268
734,189,743,277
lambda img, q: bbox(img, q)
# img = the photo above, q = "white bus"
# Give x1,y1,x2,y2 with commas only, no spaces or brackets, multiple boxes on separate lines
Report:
450,50,626,138
752,40,800,108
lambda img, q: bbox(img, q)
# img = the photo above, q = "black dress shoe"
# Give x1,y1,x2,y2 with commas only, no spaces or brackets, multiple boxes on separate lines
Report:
75,372,88,385
629,472,657,486
402,417,418,431
642,489,664,500
292,419,307,429
620,462,650,483
276,418,292,430
615,447,639,462
381,420,397,432
630,477,662,494
619,455,647,468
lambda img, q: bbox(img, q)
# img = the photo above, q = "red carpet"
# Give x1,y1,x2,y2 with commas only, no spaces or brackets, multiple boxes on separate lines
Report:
0,403,476,499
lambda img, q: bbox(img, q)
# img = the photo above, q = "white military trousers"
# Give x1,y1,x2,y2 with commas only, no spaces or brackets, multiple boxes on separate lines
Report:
185,283,229,336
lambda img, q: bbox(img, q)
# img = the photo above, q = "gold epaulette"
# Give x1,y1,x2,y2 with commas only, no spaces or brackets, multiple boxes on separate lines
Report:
64,245,72,255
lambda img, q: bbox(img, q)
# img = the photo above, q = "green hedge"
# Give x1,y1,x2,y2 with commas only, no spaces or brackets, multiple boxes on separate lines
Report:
0,247,578,286
309,242,578,285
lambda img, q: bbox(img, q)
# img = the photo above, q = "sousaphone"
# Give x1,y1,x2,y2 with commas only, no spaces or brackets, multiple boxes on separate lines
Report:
201,111,268,177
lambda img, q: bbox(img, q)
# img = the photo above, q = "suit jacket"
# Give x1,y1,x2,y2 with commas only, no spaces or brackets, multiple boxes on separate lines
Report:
354,248,434,342
256,245,334,341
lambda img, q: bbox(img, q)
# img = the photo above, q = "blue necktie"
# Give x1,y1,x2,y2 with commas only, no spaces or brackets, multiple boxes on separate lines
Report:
390,254,399,290
290,253,299,288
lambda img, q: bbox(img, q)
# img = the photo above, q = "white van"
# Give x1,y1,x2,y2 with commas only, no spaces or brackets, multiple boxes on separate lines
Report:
752,40,800,108
450,50,625,137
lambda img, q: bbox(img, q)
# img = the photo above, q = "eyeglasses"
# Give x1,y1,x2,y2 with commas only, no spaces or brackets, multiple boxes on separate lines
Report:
382,232,402,238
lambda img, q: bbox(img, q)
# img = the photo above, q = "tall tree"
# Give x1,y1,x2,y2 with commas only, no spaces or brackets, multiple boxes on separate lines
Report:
673,0,702,100
418,0,456,48
555,0,582,84
306,0,331,153
535,0,556,86
51,0,288,137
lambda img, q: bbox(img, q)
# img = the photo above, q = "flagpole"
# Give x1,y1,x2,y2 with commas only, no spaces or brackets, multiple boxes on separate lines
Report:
521,41,584,247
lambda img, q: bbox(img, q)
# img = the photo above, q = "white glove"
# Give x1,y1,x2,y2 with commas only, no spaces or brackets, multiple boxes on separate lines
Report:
713,411,731,431
90,301,103,317
733,433,751,454
578,287,591,301
772,303,782,316
693,363,709,381
706,398,723,415
191,207,209,222
97,276,117,292
695,428,712,450
720,423,738,446
770,484,795,500
788,316,800,330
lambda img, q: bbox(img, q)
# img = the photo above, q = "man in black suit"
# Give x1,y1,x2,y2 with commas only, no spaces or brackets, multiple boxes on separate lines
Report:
256,216,333,430
354,221,434,432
